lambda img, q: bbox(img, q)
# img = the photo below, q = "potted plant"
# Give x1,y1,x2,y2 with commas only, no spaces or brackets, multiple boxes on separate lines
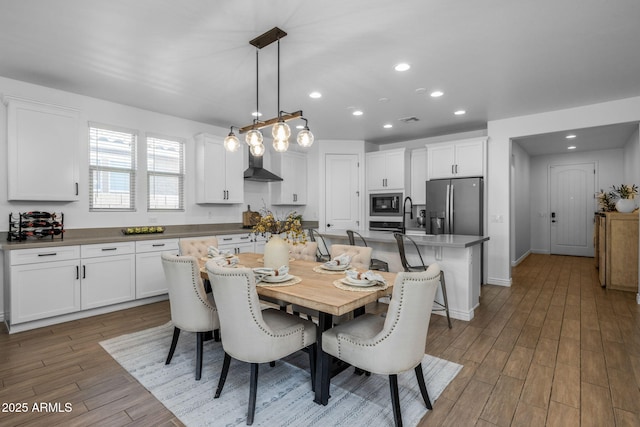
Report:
609,184,638,213
252,208,306,269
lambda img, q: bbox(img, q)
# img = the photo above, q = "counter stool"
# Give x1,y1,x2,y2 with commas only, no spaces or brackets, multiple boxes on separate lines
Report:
308,228,331,262
393,233,452,329
346,230,389,272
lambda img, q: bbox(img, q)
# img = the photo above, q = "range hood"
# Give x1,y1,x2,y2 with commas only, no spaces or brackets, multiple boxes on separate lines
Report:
244,148,283,182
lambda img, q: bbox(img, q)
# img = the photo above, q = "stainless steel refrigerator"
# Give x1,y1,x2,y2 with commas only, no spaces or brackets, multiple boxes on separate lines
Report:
425,177,483,235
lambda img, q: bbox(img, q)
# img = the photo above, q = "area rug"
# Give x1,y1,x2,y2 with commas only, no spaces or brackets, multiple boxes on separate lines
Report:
100,322,462,427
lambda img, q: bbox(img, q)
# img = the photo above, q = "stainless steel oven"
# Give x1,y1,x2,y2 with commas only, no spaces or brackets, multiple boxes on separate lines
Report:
369,192,402,217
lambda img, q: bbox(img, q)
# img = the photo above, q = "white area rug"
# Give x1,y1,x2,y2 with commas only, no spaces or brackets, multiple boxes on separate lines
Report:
100,322,462,427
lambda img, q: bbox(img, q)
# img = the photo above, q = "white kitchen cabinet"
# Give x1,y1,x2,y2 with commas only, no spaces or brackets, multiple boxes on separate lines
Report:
80,242,135,310
410,148,427,204
427,138,486,180
271,151,307,205
4,96,80,201
195,133,244,204
253,235,267,253
6,246,81,325
217,233,254,254
366,148,409,191
135,238,179,298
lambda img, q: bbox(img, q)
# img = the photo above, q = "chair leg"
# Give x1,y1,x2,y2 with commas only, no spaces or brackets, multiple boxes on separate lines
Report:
247,363,259,425
213,329,220,342
215,352,231,398
196,332,204,380
414,363,432,410
440,271,452,329
165,327,180,365
270,361,276,367
389,374,403,427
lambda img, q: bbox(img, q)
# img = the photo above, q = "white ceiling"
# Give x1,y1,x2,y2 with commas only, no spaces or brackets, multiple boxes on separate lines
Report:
1,0,639,148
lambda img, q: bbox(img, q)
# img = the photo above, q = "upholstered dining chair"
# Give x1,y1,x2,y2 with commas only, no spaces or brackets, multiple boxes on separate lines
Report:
346,229,389,271
308,228,331,262
178,236,219,257
330,244,373,271
288,241,318,261
322,264,441,427
206,263,317,426
161,252,220,381
394,233,452,329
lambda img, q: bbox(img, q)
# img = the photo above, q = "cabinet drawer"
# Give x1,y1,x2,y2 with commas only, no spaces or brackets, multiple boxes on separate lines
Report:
217,234,253,245
135,238,179,253
81,242,135,258
9,245,80,266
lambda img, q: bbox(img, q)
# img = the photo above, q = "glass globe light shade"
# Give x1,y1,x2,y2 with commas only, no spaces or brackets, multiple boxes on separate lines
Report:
223,133,240,152
250,142,265,157
245,129,263,147
297,128,315,148
272,121,291,141
272,138,289,153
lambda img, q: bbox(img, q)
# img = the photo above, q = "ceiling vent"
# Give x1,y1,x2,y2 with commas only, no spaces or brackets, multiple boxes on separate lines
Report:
398,116,420,123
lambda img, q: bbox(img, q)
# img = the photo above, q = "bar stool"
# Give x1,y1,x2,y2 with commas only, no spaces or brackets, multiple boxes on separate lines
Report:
346,230,389,272
393,233,452,329
308,228,331,262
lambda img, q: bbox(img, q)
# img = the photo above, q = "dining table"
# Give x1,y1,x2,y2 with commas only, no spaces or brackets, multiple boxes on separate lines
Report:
199,252,397,405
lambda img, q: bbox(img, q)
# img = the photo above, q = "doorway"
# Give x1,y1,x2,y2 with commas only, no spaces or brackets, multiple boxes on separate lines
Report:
324,153,360,230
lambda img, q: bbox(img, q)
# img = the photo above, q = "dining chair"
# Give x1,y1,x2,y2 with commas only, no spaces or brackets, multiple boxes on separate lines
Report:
161,252,220,381
288,241,318,261
330,244,373,271
346,229,389,271
205,263,317,425
308,228,331,262
322,264,441,427
394,233,452,329
178,236,219,257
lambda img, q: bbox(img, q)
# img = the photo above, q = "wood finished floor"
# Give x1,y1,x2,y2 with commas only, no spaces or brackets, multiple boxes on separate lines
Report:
1,254,639,426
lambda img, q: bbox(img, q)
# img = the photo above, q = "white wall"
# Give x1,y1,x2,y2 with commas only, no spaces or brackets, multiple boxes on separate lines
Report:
511,143,531,264
623,126,640,193
487,96,640,287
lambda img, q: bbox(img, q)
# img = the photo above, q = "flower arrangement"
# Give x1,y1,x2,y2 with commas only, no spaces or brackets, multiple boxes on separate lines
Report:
596,190,617,212
610,184,638,200
252,207,307,243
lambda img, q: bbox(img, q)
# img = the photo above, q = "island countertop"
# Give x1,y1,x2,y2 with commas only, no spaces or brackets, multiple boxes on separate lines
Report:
321,229,489,248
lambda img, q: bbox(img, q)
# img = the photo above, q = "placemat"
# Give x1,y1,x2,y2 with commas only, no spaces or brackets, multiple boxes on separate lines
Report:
313,265,356,275
257,275,302,287
332,278,389,292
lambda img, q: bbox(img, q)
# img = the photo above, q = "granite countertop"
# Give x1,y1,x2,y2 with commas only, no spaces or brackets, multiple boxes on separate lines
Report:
322,229,489,248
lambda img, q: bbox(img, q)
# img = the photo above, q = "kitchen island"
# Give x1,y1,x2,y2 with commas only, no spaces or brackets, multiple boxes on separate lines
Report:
321,229,489,321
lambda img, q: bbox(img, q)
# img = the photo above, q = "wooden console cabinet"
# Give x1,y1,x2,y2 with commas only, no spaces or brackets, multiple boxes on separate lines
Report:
597,212,638,292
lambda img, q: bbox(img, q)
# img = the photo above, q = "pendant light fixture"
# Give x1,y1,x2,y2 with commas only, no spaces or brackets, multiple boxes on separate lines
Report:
225,27,314,156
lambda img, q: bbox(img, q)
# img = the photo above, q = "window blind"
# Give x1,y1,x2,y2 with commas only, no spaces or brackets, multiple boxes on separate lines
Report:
147,134,185,211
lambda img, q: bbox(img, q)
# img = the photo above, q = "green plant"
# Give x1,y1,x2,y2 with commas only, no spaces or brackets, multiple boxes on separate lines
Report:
596,190,616,212
610,184,638,200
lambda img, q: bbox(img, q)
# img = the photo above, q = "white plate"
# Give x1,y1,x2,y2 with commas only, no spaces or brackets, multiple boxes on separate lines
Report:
261,273,292,283
321,263,350,271
341,278,376,288
346,276,373,286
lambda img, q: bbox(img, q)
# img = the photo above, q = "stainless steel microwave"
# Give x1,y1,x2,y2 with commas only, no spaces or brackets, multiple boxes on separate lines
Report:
369,192,402,216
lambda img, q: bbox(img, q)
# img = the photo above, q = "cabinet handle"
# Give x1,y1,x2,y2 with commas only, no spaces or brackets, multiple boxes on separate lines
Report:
452,165,455,174
101,247,117,251
76,265,79,280
223,237,232,241
240,236,249,240
152,243,165,247
82,265,86,279
38,253,57,257
75,182,79,196
455,164,459,174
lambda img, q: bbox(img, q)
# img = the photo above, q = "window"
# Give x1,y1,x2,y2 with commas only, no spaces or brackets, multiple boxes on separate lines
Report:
89,124,137,211
147,134,184,211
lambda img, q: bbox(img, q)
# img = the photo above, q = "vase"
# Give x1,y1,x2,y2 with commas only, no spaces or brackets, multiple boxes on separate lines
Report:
263,235,290,269
615,198,636,213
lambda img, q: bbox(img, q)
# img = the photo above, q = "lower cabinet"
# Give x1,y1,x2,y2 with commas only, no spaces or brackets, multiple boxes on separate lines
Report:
80,242,135,310
598,212,639,291
218,233,254,254
135,239,179,298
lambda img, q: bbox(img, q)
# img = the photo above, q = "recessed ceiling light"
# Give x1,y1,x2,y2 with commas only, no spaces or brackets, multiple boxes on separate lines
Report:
394,63,410,72
454,110,466,115
430,91,444,98
566,134,576,139
352,110,363,116
251,111,262,117
378,97,389,103
383,124,393,129
567,146,577,150
309,91,322,99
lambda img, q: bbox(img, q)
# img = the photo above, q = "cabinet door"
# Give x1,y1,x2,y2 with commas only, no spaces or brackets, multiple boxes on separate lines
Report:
6,97,80,201
196,136,227,203
224,147,245,203
272,151,307,205
366,153,388,190
410,148,427,204
136,250,177,298
10,260,80,324
81,254,135,309
384,151,406,190
454,140,484,177
427,144,455,179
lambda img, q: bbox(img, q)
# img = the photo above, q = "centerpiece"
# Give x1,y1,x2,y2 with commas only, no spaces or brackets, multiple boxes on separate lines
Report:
252,208,306,269
610,184,638,213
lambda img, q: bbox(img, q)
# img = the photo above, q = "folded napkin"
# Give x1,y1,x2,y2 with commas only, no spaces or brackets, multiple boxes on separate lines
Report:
323,253,351,268
345,269,387,284
253,266,289,281
211,255,239,267
208,246,232,258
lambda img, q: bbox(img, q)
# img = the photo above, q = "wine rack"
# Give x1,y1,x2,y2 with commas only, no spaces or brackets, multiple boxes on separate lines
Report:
8,211,64,242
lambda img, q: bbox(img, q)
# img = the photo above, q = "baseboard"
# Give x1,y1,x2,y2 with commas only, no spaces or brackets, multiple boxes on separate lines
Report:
512,250,531,267
637,293,640,305
487,277,512,287
530,249,550,255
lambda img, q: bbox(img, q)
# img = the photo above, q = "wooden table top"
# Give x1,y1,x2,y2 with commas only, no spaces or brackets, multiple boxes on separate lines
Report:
200,253,396,317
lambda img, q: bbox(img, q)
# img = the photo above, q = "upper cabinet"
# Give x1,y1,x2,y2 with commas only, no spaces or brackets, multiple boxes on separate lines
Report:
366,148,409,191
410,148,427,204
271,150,307,205
427,137,487,180
194,133,244,204
5,97,80,201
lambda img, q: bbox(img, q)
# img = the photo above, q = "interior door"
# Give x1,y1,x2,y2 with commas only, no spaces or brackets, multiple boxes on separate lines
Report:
325,154,360,230
550,162,596,256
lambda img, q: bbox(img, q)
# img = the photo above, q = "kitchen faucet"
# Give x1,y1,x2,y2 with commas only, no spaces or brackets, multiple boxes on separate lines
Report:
401,196,413,234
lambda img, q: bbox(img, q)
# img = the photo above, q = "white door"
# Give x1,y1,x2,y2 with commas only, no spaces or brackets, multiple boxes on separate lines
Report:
550,162,596,256
325,154,360,230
